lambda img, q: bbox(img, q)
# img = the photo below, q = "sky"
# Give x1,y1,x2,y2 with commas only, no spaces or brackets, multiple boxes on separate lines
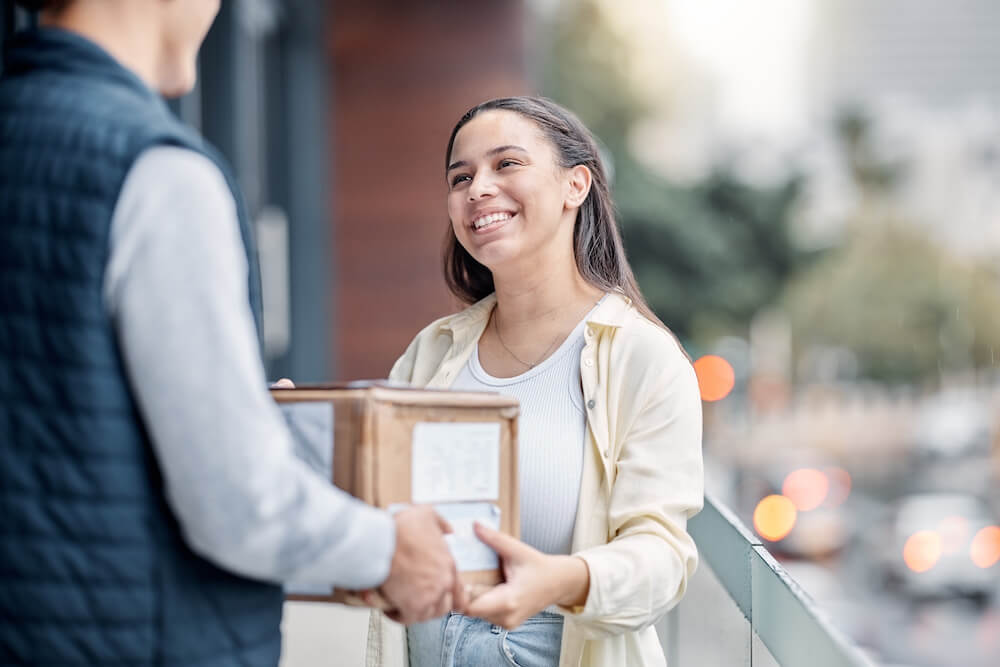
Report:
664,0,816,141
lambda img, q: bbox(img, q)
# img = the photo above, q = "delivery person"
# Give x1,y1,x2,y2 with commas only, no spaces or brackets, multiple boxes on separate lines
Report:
0,1,463,664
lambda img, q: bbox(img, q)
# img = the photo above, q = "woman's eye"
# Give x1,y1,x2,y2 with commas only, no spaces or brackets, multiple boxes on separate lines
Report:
498,159,518,169
450,174,470,187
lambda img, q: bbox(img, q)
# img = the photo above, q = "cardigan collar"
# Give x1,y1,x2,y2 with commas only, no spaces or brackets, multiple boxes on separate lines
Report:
437,290,633,339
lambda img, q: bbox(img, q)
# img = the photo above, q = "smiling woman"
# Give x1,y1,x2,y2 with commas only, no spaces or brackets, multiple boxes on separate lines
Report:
442,98,662,326
374,97,705,667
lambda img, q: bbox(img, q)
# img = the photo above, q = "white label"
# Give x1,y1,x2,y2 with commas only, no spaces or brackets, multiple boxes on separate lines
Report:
278,401,334,479
411,422,500,504
438,502,501,572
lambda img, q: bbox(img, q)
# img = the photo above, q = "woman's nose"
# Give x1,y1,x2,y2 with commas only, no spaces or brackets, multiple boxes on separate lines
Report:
467,171,497,201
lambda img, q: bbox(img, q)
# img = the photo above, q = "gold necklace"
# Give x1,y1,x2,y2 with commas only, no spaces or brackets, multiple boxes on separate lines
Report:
492,310,564,369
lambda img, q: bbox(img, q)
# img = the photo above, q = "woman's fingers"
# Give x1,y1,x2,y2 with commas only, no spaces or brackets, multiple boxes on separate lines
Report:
463,583,523,629
473,521,525,559
463,583,492,603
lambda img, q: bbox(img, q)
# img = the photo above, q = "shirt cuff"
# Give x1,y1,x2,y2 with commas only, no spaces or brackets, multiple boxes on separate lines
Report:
560,547,620,620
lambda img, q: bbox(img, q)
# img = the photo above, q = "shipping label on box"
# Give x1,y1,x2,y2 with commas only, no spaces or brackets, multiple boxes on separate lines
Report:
411,422,500,503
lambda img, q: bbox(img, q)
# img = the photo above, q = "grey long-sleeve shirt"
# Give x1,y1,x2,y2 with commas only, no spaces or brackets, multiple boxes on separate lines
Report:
103,145,394,588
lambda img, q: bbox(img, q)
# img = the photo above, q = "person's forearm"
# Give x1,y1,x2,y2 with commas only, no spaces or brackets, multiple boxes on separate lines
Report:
172,444,396,588
553,555,591,608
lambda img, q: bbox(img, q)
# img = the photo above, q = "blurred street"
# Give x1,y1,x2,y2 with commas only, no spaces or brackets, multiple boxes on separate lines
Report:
786,493,1000,666
719,418,1000,666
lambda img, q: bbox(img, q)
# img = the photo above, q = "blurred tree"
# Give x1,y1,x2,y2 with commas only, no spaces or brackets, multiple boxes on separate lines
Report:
614,161,804,342
540,0,644,155
783,221,1000,384
835,106,908,194
540,0,806,342
781,109,1000,383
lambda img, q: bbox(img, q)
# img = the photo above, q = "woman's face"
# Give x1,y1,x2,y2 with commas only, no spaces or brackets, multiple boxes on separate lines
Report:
447,110,579,273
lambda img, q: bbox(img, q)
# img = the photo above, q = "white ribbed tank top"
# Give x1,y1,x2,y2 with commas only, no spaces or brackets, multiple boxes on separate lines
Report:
451,310,595,555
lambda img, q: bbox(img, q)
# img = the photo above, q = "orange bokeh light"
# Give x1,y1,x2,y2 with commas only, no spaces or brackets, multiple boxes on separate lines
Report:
823,467,852,507
903,531,942,573
782,468,829,511
693,355,735,402
753,494,797,542
970,526,1000,569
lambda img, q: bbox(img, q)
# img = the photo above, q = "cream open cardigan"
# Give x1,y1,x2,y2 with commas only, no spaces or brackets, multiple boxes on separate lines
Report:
365,292,703,667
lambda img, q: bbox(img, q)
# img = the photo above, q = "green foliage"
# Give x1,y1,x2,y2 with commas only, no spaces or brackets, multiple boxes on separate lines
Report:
615,161,804,341
539,0,644,155
783,224,1000,383
781,108,1000,382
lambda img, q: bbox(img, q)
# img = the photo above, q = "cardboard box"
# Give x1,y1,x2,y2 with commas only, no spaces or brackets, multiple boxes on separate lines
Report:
270,382,519,605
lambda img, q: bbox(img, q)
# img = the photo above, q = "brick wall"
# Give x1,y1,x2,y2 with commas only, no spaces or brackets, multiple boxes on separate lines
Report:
328,0,529,379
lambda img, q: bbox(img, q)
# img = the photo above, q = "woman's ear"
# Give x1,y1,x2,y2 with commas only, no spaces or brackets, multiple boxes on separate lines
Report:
565,164,593,209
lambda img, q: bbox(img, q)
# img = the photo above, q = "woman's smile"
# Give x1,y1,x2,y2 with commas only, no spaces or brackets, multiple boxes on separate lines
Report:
471,210,517,234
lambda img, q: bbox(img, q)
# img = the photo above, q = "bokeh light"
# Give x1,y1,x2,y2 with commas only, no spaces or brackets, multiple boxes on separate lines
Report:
753,494,797,542
970,525,1000,569
903,531,943,573
823,467,852,507
782,468,829,511
693,355,735,402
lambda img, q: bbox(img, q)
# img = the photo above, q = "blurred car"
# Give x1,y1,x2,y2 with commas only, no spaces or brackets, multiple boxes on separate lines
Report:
746,458,855,559
906,390,996,497
870,492,997,604
911,390,993,461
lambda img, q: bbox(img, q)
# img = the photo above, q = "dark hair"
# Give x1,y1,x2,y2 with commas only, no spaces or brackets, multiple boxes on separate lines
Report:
11,0,69,11
443,96,664,328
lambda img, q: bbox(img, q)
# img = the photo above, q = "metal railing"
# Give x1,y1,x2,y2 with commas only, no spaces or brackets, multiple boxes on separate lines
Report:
656,494,876,666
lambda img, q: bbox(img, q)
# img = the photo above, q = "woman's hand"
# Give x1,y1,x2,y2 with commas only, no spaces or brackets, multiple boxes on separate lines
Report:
462,522,590,629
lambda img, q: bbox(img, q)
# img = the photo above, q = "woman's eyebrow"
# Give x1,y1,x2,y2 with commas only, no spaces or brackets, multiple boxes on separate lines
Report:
447,145,529,172
487,144,528,157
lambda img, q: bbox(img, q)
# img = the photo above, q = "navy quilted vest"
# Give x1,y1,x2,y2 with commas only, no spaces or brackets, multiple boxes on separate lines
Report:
0,28,283,665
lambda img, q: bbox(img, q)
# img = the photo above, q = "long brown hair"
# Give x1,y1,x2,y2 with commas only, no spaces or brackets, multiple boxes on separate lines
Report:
443,96,664,327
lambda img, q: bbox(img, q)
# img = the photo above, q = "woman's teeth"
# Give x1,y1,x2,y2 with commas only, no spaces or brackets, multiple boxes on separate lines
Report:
473,212,512,230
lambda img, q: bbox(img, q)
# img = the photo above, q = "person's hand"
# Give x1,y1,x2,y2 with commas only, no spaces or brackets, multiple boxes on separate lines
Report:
270,378,295,388
376,505,466,625
461,522,590,629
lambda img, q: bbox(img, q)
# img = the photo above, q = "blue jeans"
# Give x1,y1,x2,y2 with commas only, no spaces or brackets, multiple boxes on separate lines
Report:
408,610,564,667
